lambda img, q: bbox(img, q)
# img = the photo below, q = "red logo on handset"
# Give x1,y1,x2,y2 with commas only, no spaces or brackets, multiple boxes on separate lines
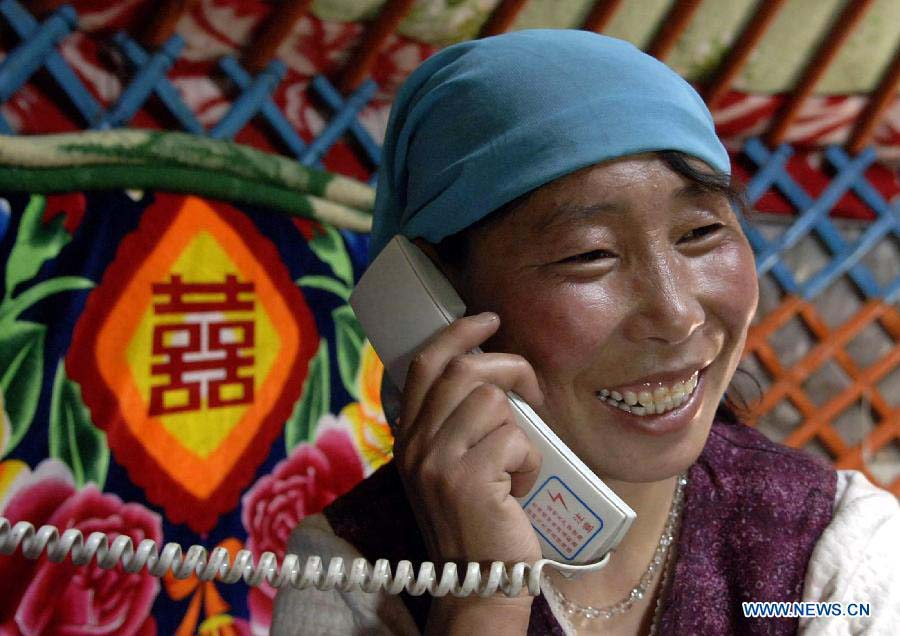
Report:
549,490,569,511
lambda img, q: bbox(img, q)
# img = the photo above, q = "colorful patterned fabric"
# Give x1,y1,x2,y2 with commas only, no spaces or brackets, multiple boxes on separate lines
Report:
0,187,391,635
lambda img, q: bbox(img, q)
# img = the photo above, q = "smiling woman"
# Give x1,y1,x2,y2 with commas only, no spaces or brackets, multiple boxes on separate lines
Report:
272,30,899,635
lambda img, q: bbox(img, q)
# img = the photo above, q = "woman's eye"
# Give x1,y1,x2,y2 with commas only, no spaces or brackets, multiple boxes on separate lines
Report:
561,249,617,264
678,223,723,244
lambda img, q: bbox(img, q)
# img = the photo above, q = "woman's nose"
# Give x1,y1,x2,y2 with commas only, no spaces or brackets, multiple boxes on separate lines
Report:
622,255,705,345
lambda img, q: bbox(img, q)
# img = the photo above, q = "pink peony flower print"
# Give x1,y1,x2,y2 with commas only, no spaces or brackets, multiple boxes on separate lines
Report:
0,460,162,636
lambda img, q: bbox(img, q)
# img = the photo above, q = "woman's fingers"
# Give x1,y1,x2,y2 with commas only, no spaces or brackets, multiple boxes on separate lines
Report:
463,421,543,499
425,382,513,458
411,383,541,498
398,312,501,438
411,352,543,447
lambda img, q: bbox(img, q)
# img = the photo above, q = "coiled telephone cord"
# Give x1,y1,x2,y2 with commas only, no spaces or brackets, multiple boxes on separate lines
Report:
0,517,610,597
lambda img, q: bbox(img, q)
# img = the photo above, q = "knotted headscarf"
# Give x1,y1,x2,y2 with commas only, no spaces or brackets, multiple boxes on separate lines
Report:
370,29,729,261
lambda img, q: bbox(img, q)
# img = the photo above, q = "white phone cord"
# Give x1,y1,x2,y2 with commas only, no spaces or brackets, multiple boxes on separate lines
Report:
0,517,610,597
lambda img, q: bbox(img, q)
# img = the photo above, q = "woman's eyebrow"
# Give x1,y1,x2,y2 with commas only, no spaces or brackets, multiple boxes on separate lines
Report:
674,182,723,200
533,201,623,235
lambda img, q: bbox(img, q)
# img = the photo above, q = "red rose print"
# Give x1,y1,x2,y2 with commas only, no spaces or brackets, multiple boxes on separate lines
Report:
0,460,162,636
241,427,364,630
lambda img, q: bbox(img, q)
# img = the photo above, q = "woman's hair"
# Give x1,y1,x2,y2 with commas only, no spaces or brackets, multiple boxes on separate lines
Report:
430,150,753,425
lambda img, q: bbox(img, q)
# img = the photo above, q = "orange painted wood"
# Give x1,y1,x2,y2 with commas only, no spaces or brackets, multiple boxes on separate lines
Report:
243,0,313,73
479,0,529,38
790,356,900,457
581,0,625,33
819,426,850,458
338,0,416,93
847,45,900,154
834,416,900,470
799,304,895,419
881,307,900,337
752,342,785,380
646,0,702,61
744,296,805,351
766,0,877,146
140,0,198,49
734,297,896,489
704,0,789,109
753,302,887,414
834,424,893,470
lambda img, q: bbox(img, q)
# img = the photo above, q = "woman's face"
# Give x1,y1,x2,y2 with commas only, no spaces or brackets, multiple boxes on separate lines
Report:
443,154,759,483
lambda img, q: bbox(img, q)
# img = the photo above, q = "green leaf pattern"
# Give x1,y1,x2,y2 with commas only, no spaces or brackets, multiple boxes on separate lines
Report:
0,195,94,459
292,224,373,448
285,338,331,452
333,304,366,401
0,321,45,457
49,361,109,488
4,195,71,300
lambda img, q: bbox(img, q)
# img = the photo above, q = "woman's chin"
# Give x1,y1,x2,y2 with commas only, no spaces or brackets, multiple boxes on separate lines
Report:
568,404,717,484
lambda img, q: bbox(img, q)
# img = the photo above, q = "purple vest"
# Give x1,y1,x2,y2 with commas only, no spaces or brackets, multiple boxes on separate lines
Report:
324,421,836,634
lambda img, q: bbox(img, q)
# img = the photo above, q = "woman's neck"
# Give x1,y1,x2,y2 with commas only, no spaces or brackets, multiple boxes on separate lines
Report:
546,474,681,603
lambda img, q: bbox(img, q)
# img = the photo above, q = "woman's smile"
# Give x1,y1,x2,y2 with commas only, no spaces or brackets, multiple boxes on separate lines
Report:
594,366,707,436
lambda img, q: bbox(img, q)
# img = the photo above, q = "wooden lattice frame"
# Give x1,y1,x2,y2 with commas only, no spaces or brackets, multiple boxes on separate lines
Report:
744,297,899,495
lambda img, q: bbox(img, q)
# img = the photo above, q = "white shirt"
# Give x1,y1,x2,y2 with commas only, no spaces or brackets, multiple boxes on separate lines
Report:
271,470,900,635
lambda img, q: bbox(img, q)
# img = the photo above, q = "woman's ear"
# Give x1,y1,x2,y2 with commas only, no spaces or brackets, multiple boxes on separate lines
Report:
411,238,466,290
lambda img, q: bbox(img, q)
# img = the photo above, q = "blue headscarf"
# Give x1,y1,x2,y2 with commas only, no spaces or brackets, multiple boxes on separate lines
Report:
370,29,729,261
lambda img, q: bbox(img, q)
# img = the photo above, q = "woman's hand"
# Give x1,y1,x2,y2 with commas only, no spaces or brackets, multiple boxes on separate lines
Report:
393,312,545,570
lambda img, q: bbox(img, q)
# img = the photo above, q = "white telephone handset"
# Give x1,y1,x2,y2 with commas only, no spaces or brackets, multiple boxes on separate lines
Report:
349,235,635,566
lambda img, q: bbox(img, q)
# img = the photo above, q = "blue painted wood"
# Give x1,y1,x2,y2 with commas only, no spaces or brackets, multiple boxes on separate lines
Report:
746,139,873,274
745,141,793,205
802,214,893,299
113,32,204,134
742,137,895,301
98,35,184,129
826,146,900,239
0,2,75,103
218,56,321,168
0,0,101,126
310,75,381,168
735,213,800,294
300,79,377,166
210,58,285,140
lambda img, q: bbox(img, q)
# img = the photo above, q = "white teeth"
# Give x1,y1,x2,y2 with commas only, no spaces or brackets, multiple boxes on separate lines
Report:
597,370,700,417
